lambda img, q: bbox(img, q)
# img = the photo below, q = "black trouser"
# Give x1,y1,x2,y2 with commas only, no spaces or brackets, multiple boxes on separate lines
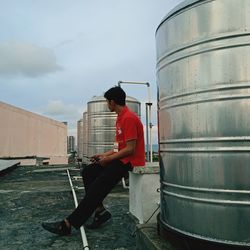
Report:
67,159,132,229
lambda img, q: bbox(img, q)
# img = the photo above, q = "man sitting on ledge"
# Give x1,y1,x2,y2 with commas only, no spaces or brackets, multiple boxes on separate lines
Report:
42,86,145,235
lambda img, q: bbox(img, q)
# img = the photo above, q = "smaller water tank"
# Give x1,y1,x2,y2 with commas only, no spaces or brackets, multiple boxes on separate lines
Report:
87,96,140,157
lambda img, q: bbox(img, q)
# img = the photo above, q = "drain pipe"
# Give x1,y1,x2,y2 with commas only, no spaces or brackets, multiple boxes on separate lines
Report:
67,169,89,249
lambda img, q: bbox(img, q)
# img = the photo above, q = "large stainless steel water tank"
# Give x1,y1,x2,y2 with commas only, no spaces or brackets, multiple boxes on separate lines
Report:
87,96,140,157
156,0,250,246
82,112,88,164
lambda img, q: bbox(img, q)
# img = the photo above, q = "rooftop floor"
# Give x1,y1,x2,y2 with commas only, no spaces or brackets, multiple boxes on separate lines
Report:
0,165,136,250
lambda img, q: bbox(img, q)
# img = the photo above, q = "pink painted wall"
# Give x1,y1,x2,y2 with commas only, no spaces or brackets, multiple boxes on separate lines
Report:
0,101,68,165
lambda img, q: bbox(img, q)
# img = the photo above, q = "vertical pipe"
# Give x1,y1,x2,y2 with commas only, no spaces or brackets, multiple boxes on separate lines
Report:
147,85,153,163
148,104,153,163
145,103,149,162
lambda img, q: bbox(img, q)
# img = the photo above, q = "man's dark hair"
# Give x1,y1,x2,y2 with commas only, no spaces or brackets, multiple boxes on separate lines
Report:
104,86,126,106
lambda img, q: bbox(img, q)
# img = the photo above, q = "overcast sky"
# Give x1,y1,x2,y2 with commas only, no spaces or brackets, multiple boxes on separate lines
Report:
0,0,183,143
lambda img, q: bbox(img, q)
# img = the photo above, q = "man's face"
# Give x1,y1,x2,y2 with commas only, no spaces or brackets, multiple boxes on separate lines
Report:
106,99,115,112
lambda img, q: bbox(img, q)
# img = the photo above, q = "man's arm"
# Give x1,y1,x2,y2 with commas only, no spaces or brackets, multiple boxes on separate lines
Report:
98,140,136,166
92,150,114,158
90,150,114,163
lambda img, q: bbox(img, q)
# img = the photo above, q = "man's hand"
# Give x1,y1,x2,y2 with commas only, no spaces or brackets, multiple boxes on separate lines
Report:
95,140,136,166
99,156,112,167
90,154,102,163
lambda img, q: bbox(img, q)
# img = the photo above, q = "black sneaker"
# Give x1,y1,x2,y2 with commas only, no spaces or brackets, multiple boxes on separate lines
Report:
86,210,112,229
42,220,71,236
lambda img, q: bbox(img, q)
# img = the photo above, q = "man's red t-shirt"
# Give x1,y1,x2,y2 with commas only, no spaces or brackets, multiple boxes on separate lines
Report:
115,106,145,167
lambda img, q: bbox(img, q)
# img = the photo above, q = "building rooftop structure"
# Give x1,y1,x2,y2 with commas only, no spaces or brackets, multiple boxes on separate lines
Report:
1,163,234,250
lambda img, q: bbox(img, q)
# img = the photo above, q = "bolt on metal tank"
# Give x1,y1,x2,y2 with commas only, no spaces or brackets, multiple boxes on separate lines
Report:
87,96,140,157
156,0,250,246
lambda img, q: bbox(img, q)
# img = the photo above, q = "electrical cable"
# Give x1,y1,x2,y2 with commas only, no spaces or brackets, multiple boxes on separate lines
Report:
131,204,160,237
144,204,160,224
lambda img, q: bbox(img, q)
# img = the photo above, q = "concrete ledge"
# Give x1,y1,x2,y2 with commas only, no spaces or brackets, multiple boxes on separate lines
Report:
132,162,159,174
0,160,20,176
136,223,180,250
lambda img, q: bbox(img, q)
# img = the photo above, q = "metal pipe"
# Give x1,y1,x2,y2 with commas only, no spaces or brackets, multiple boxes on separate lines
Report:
145,103,149,161
66,169,89,250
122,177,129,189
118,81,153,162
148,104,153,163
118,81,149,87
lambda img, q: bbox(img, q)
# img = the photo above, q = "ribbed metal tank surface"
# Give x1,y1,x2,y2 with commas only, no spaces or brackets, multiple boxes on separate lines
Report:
156,0,250,246
77,118,83,159
82,112,88,164
87,96,140,157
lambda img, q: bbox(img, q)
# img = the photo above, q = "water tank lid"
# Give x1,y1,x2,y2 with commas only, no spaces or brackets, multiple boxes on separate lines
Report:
156,0,202,34
88,95,139,103
127,96,140,103
89,96,105,102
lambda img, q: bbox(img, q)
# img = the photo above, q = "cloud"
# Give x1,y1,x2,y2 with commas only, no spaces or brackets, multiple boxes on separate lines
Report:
0,41,62,77
54,39,74,48
43,100,83,137
44,100,80,117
